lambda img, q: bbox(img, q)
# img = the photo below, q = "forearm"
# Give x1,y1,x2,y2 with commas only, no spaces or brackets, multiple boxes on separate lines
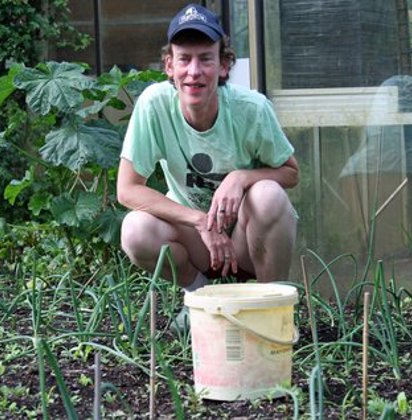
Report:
232,163,299,191
118,183,206,229
117,158,207,229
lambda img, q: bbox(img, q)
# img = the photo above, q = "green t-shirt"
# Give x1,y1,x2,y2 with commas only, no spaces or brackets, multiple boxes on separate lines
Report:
121,81,294,212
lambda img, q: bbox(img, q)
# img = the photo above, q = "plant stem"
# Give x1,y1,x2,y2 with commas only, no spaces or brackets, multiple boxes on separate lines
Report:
362,292,370,420
150,289,157,420
300,255,319,355
93,351,101,420
374,177,408,218
35,337,49,420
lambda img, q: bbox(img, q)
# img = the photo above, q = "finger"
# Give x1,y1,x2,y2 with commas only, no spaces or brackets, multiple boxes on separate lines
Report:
209,245,219,270
231,258,238,275
232,199,241,218
207,203,218,230
207,211,216,231
221,253,231,277
222,203,232,229
217,246,225,266
216,206,226,233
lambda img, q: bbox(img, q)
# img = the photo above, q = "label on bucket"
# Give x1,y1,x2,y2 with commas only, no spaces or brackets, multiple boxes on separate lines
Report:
225,328,244,362
258,342,292,361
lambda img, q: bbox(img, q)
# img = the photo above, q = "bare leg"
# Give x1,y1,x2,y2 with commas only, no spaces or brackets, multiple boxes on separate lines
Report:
231,180,297,282
121,211,210,287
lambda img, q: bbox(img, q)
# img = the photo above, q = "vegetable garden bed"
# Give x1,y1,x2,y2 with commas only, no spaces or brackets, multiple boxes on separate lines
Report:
1,246,411,419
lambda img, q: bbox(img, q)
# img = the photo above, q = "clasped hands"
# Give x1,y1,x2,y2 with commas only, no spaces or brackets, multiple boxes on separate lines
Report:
198,173,245,276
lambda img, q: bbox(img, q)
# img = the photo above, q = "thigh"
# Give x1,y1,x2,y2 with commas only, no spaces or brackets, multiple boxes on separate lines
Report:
229,202,255,276
229,180,295,275
121,210,211,271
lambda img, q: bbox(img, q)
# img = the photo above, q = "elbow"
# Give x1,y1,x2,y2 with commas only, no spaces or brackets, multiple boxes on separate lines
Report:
290,169,299,188
288,157,299,188
117,187,130,208
283,167,299,189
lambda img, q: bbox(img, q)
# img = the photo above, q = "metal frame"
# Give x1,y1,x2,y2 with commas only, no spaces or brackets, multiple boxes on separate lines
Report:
93,0,102,75
247,0,266,93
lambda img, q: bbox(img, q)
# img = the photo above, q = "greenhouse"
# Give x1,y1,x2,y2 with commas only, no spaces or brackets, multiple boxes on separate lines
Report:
0,0,411,418
55,0,412,286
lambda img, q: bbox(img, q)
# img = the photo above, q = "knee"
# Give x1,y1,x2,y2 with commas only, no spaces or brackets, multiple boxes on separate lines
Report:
245,180,294,226
120,211,157,258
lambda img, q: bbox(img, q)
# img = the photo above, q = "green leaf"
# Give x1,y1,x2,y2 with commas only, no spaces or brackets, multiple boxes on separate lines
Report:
40,122,122,170
97,66,165,98
14,61,95,115
0,64,22,105
42,340,79,419
75,99,110,119
28,191,52,216
397,391,409,415
51,192,101,227
135,68,167,83
51,194,77,226
125,80,152,99
96,65,125,96
106,97,126,110
4,170,33,204
76,191,101,221
95,207,126,244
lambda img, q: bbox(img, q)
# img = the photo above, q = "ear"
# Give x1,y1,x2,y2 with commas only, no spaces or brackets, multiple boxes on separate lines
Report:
219,59,230,79
165,55,174,78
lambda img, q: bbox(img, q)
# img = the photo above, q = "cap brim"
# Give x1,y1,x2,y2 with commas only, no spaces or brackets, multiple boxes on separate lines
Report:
168,23,223,42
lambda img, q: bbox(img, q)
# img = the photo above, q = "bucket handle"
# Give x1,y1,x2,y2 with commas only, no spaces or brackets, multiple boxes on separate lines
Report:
220,311,300,345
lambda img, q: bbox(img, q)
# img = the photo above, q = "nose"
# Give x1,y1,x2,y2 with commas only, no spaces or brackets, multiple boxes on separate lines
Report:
187,58,201,77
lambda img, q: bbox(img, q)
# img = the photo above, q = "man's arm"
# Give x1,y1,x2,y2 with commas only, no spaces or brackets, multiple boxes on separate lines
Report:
232,156,299,190
117,158,206,229
207,155,299,230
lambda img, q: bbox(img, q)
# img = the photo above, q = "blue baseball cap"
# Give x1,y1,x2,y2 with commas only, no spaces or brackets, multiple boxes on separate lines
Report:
167,4,225,42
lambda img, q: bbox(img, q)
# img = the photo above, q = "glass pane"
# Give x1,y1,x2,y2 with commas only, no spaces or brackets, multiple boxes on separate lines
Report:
262,1,412,283
230,0,249,59
284,87,412,278
277,0,400,89
57,0,194,73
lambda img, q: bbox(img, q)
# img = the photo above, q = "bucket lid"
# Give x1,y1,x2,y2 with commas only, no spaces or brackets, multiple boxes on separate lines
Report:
184,283,298,314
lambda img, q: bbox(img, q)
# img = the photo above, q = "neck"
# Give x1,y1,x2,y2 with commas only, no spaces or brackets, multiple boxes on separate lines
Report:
181,97,219,132
184,109,218,131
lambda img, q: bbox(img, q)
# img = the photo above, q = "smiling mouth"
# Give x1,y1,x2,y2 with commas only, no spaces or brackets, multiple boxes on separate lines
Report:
185,83,205,88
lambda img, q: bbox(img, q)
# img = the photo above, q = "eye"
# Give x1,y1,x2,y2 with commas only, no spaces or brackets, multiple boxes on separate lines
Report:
201,55,214,63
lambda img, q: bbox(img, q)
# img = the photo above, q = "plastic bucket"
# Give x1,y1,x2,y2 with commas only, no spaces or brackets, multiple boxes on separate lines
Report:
184,283,299,401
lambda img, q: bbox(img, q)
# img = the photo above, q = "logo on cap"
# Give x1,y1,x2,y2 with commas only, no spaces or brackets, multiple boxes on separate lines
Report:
179,7,207,25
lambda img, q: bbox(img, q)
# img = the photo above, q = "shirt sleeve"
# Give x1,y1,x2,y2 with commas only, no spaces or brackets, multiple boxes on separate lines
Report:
120,92,163,178
254,98,294,167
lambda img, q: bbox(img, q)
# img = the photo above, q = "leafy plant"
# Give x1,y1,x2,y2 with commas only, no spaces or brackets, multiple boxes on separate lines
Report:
0,0,91,220
0,61,166,272
0,0,91,72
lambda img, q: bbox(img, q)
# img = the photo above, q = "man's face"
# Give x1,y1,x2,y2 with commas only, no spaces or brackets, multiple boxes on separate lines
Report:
165,40,228,114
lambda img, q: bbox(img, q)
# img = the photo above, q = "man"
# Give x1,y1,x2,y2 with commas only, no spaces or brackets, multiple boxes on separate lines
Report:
117,4,299,326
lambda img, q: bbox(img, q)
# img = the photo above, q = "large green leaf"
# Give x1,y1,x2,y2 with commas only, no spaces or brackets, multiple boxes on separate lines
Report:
40,122,122,170
51,192,101,227
4,170,33,204
29,191,52,216
13,61,94,115
0,64,21,105
94,207,126,245
97,66,166,99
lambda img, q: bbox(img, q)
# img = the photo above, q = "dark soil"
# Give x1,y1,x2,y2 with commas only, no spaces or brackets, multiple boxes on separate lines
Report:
1,304,412,419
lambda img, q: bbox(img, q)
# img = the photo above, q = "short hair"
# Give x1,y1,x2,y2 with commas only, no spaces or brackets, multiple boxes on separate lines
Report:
161,30,236,86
